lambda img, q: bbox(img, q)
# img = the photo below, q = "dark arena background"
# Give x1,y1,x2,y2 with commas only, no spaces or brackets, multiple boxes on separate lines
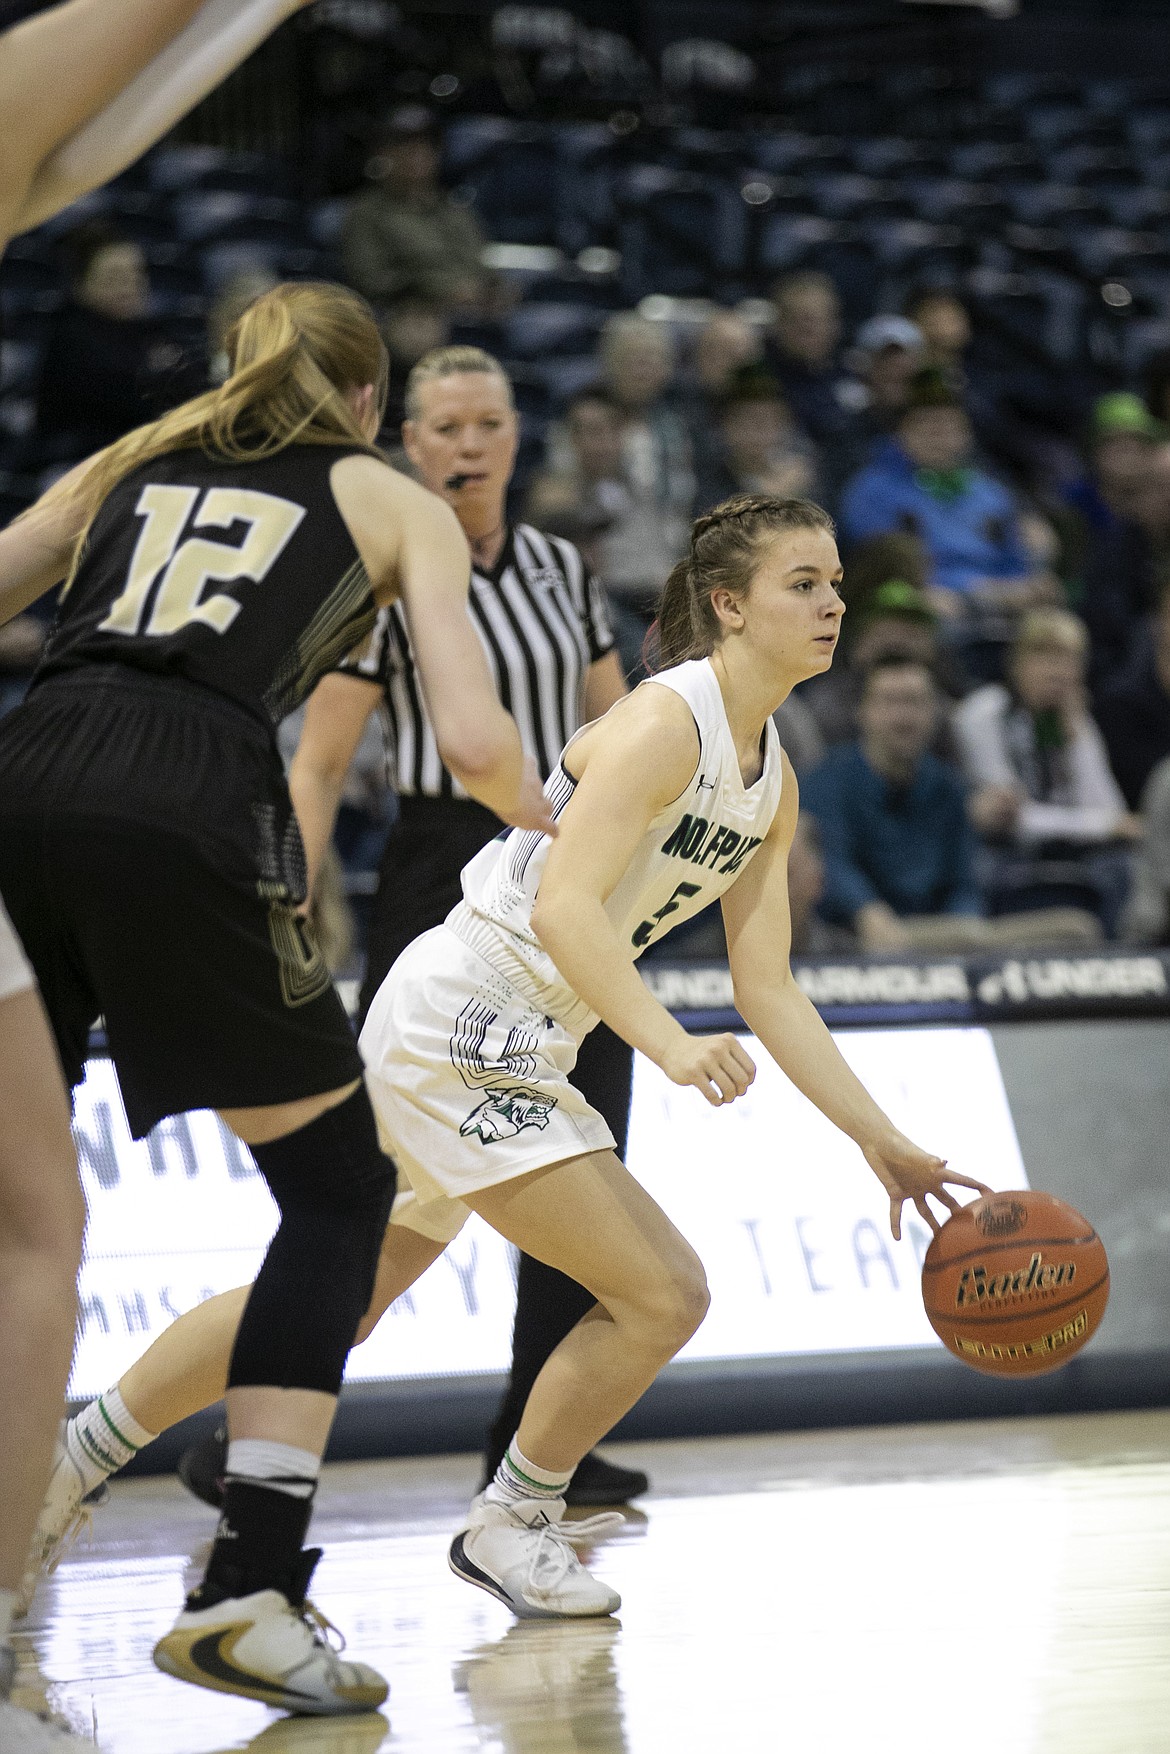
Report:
4,2,1170,1750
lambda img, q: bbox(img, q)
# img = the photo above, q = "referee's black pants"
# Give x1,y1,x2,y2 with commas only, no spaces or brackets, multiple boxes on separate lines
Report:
358,795,634,1479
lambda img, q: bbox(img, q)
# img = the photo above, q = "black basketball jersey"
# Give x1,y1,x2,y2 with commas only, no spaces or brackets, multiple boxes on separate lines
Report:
35,443,378,727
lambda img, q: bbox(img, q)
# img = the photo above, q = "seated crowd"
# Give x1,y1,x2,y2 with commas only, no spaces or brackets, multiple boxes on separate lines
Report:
3,106,1170,958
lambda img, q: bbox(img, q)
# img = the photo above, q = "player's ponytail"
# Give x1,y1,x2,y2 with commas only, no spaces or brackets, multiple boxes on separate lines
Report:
651,495,836,669
38,281,388,583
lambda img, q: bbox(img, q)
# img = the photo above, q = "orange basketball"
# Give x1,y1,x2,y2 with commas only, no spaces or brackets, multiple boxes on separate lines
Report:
921,1189,1109,1377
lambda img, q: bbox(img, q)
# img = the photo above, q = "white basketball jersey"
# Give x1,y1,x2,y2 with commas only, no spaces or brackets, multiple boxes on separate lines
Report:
447,658,784,1037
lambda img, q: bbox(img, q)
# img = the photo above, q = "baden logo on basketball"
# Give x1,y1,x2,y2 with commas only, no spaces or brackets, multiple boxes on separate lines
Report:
975,1198,1027,1238
460,1087,556,1144
955,1251,1075,1307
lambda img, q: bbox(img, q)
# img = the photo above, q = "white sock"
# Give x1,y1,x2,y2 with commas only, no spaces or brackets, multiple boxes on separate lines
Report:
0,1588,15,1643
224,1439,320,1501
67,1387,157,1494
485,1438,573,1508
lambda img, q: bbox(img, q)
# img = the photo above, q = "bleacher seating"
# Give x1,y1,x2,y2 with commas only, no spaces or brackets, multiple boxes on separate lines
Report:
4,66,1170,519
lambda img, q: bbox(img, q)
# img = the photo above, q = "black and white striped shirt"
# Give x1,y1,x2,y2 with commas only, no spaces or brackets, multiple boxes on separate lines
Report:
342,523,615,798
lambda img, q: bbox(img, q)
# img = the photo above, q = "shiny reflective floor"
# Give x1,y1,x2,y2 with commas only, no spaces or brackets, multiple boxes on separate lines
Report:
12,1410,1170,1753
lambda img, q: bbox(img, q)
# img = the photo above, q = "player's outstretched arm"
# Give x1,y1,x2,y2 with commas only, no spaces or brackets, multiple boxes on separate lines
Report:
6,0,314,238
530,685,756,1108
0,460,93,626
721,756,990,1238
330,455,554,835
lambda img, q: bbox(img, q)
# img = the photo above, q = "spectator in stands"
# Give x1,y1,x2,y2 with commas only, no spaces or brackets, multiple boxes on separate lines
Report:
830,313,926,491
902,284,1035,483
1055,393,1163,592
802,573,950,750
1122,756,1170,944
379,290,450,432
1096,580,1170,810
680,306,764,475
525,386,628,537
693,364,818,514
688,307,762,405
341,105,495,312
787,814,851,955
955,610,1139,936
802,652,1097,951
1081,440,1170,687
584,313,694,672
800,654,983,950
31,221,199,464
764,269,857,448
839,369,1051,621
206,264,279,383
846,315,925,435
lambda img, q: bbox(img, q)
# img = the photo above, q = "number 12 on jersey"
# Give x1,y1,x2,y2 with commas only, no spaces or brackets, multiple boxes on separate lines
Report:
99,483,305,639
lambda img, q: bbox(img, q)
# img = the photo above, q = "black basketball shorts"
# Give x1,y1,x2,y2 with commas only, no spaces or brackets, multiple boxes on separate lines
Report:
0,668,362,1138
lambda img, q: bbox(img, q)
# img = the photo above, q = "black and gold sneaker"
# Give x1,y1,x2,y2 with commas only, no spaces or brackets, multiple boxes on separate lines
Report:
152,1550,387,1717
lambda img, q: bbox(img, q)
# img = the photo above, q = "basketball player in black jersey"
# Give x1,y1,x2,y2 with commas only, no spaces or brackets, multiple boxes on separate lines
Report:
0,6,389,1746
0,279,553,1717
176,345,646,1514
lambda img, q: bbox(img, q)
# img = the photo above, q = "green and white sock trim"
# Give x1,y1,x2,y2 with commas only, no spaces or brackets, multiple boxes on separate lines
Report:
67,1387,157,1495
485,1437,573,1508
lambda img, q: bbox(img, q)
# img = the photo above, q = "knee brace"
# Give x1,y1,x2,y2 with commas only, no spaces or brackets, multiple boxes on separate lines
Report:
228,1086,396,1395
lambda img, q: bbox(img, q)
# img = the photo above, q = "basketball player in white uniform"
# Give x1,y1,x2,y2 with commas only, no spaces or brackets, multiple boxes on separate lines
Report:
30,495,987,1629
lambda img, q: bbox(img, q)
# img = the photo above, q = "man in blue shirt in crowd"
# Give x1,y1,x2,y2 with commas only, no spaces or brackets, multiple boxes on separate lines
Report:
801,654,982,952
838,369,1043,619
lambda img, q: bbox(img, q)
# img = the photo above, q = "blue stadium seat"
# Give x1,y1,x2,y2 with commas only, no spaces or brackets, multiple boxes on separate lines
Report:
531,353,601,410
852,139,953,180
752,134,854,178
917,181,1015,238
307,198,346,250
1049,145,1145,190
865,219,968,281
951,142,1046,182
1011,185,1116,229
813,177,920,224
503,303,608,362
148,146,294,197
172,193,304,248
615,166,745,299
442,117,560,247
197,241,324,294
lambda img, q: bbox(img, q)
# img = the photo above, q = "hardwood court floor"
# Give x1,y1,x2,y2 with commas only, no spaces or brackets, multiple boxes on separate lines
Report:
13,1409,1170,1754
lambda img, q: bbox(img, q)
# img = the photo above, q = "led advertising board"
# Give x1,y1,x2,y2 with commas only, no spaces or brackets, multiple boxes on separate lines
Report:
68,1026,1027,1401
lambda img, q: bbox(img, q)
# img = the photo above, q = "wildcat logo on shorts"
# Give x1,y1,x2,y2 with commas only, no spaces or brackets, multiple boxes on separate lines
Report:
460,1086,557,1144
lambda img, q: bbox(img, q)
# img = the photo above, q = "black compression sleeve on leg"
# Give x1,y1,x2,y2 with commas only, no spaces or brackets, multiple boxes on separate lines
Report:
228,1086,395,1396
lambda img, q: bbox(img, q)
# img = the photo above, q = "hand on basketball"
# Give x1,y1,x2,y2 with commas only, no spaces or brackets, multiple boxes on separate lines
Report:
861,1135,992,1242
661,1031,757,1107
499,754,560,838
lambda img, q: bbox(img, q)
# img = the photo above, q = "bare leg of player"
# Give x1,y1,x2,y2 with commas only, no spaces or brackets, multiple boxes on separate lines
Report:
468,1150,709,1469
0,989,84,1704
0,0,315,245
112,1226,444,1437
440,1149,709,1621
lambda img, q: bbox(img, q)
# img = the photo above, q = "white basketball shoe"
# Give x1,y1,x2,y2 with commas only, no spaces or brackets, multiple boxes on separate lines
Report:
152,1552,388,1717
448,1494,622,1618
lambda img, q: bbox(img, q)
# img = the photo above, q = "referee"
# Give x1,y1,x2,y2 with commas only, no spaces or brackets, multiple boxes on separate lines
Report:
179,346,648,1507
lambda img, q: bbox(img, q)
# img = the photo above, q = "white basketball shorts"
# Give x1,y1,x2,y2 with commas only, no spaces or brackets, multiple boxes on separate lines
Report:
0,897,34,1004
360,925,615,1245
